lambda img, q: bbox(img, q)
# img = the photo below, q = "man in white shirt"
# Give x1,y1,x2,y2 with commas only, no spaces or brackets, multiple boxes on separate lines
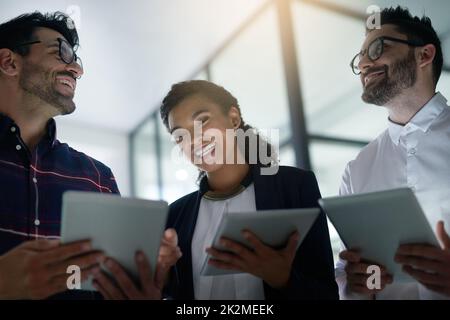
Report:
336,6,450,300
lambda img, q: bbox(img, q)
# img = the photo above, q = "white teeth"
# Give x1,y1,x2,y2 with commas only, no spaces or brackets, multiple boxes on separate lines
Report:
59,79,74,90
365,72,384,85
195,142,216,157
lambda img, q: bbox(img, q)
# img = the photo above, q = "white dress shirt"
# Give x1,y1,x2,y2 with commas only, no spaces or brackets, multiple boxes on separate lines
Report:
191,183,265,300
336,92,450,300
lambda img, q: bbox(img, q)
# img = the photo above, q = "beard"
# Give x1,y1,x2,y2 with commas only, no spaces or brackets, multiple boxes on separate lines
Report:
362,49,417,106
19,62,76,115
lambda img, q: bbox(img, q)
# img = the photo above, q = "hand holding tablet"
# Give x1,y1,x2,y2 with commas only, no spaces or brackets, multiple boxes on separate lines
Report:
60,191,170,292
201,208,320,277
319,188,440,283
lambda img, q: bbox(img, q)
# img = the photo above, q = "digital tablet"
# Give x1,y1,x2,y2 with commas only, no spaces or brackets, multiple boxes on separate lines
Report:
60,191,168,290
319,188,440,282
200,208,320,276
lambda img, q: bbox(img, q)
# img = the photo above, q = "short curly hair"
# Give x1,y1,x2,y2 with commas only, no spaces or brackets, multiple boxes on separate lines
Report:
375,6,443,85
0,11,79,55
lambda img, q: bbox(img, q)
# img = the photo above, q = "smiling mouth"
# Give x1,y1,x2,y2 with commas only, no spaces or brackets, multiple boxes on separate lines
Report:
56,77,76,91
194,142,216,158
364,71,385,86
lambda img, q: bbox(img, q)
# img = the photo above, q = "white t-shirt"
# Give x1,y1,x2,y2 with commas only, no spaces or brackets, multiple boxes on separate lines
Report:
191,183,265,300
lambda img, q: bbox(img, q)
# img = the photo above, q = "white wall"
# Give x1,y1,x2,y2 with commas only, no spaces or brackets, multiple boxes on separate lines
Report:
55,118,130,196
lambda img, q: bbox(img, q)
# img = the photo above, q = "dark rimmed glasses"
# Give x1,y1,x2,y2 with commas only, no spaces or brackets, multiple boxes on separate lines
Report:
350,36,424,75
13,37,83,73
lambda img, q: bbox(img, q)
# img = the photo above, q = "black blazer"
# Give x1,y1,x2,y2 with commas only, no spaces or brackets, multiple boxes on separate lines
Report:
165,165,339,300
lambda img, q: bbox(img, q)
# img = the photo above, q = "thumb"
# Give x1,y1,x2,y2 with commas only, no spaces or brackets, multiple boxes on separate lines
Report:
437,220,450,250
154,264,169,291
163,228,178,246
283,231,300,257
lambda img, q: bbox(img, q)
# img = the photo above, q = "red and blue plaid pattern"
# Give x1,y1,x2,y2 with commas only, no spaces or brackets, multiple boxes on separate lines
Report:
0,114,120,256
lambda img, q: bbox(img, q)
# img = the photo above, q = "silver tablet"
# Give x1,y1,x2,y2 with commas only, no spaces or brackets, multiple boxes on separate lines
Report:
201,208,320,276
319,188,440,282
60,191,168,290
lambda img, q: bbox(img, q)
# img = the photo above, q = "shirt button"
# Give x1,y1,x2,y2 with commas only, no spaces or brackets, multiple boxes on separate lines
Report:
32,177,37,183
10,126,16,133
409,148,417,155
16,145,22,151
34,219,40,226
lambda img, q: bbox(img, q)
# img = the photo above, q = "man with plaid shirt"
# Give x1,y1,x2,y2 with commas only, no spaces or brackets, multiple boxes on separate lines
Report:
0,11,180,299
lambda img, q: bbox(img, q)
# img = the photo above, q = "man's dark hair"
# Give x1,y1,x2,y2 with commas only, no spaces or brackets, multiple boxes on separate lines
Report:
378,6,443,85
0,11,79,55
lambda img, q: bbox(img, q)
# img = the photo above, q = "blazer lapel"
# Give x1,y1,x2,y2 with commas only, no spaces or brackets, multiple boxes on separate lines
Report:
252,164,283,210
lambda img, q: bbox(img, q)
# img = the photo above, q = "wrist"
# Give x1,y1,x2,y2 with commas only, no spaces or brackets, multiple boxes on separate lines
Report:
266,270,291,290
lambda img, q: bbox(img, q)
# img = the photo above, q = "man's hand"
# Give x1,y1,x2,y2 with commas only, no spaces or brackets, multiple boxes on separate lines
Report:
395,220,450,296
339,249,393,297
205,230,299,289
0,239,104,299
93,228,181,300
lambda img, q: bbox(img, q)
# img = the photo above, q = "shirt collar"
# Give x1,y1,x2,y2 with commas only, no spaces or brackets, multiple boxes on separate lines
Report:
388,92,448,145
0,113,58,148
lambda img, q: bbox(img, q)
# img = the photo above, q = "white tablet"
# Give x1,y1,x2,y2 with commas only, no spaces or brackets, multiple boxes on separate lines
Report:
319,188,440,282
200,208,320,276
60,191,168,290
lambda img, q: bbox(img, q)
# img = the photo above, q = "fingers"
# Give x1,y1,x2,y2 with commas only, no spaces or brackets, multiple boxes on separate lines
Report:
158,243,182,267
92,270,126,300
48,251,105,276
93,279,113,300
395,254,448,275
242,230,270,255
104,259,141,299
159,229,182,269
48,264,101,297
345,260,393,295
135,251,154,292
219,237,255,261
339,249,361,263
402,265,445,286
347,282,387,296
208,259,243,272
40,240,93,265
396,244,445,261
205,247,245,270
348,283,376,295
158,242,181,257
347,272,393,286
154,264,166,291
282,231,300,258
345,262,390,276
437,221,450,250
347,273,392,295
162,228,178,246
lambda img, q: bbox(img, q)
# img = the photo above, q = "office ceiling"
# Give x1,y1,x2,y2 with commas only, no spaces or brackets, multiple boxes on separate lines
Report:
1,0,448,133
0,0,265,132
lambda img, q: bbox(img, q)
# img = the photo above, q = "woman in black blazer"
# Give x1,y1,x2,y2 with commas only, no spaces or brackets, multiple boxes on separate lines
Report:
160,80,338,300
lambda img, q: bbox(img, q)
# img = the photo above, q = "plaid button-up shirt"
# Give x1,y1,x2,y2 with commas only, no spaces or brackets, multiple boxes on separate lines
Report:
0,113,120,256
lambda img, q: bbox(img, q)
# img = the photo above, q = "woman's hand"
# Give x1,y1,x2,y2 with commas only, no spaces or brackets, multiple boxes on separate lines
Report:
206,230,299,289
93,228,182,300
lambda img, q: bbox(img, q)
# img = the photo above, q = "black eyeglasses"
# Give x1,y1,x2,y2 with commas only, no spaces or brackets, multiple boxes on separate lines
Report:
13,37,83,73
350,36,424,75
